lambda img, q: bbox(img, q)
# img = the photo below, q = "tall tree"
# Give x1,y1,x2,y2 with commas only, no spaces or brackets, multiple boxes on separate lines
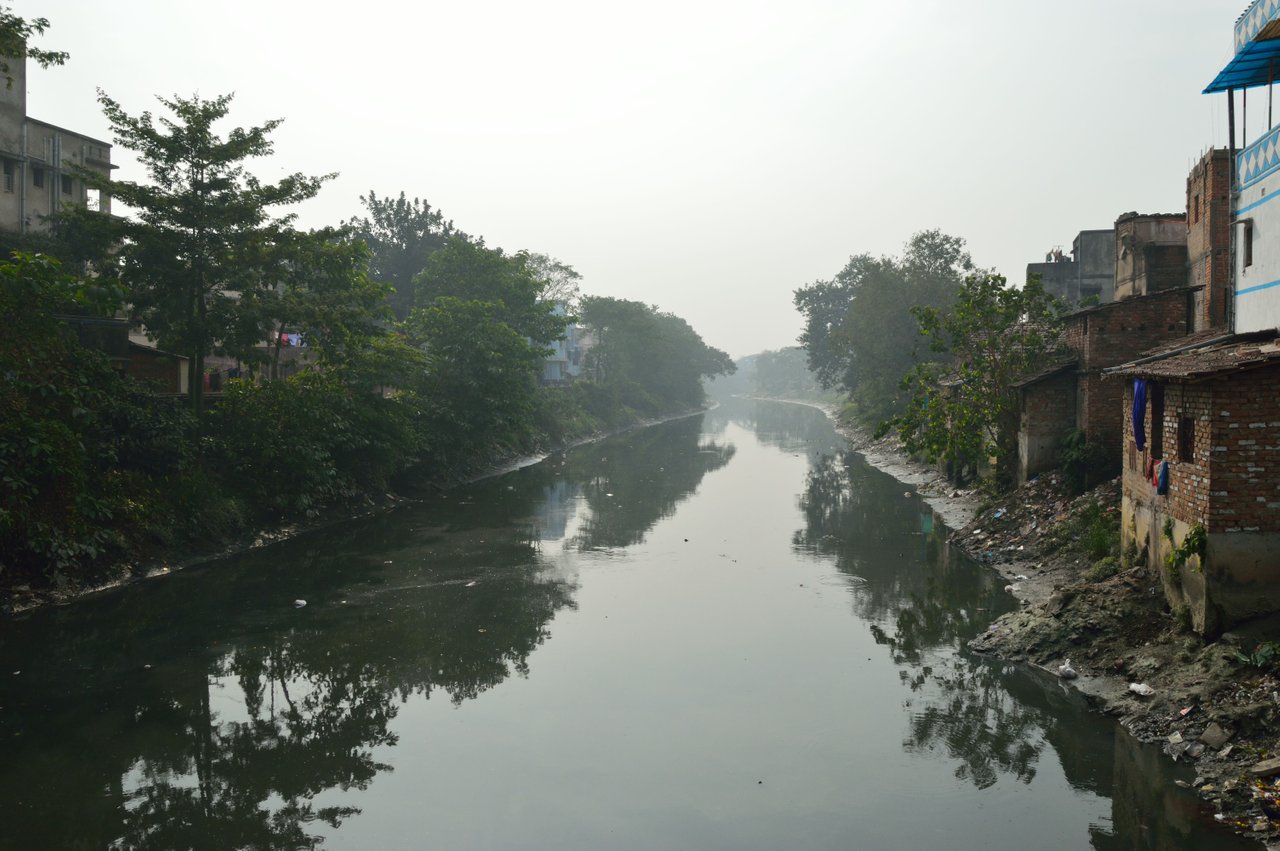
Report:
580,296,734,414
523,252,582,308
346,191,456,320
79,92,333,415
887,274,1063,490
413,236,566,346
793,230,972,427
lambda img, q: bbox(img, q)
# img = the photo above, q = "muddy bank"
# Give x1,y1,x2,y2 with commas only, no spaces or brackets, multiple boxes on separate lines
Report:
954,474,1280,845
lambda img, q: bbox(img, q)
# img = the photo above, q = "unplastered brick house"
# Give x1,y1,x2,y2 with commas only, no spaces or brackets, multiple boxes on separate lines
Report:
1104,0,1280,634
1015,208,1202,485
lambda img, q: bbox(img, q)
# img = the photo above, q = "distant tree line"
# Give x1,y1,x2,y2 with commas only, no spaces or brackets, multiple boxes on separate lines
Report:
1,68,732,592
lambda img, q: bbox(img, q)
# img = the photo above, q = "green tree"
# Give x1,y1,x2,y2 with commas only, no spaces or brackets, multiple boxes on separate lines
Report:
257,228,390,378
0,253,126,578
345,191,457,320
79,91,333,416
413,236,567,346
524,252,582,308
0,6,68,88
886,273,1063,490
402,297,548,467
794,230,971,427
580,296,734,414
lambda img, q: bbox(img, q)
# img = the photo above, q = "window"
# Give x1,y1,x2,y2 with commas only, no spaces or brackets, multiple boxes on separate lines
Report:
61,173,72,196
2,159,13,193
31,166,43,188
1179,416,1195,463
1245,221,1255,268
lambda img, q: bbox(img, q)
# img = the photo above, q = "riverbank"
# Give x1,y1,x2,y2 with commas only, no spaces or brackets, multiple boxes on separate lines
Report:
824,409,1280,845
1,405,711,615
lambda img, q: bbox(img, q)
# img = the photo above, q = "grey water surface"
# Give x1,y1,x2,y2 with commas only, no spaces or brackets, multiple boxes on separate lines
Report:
0,399,1260,850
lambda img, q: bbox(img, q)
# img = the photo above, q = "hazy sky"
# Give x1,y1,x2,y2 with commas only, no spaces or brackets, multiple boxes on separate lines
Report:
27,1,1250,357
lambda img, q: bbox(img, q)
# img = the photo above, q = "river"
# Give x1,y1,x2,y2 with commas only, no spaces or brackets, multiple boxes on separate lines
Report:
0,398,1260,849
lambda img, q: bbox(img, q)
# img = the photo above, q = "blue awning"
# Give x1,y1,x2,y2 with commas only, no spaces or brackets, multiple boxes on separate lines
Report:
1205,37,1280,93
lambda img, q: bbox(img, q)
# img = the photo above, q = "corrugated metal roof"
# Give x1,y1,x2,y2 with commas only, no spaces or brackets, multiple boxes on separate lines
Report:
1205,37,1280,93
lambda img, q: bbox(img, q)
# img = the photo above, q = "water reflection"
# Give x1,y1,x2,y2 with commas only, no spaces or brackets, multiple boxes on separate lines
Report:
0,410,733,850
515,414,735,550
0,399,1262,850
790,428,1257,849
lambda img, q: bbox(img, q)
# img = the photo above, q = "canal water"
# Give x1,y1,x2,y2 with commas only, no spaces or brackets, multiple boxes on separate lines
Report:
0,399,1260,850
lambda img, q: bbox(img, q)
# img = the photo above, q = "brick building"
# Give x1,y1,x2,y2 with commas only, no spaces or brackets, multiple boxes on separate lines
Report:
1186,148,1232,330
1014,287,1197,484
1105,0,1280,631
1108,331,1280,634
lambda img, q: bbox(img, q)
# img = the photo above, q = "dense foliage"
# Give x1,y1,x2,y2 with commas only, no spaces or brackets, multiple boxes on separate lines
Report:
885,274,1064,490
579,296,735,416
793,231,971,427
0,62,733,595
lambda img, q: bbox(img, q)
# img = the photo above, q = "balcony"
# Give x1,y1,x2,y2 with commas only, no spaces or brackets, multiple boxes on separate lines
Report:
1237,122,1280,189
1236,0,1280,54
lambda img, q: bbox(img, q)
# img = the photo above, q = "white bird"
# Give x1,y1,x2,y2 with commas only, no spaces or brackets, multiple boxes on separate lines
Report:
1058,659,1077,679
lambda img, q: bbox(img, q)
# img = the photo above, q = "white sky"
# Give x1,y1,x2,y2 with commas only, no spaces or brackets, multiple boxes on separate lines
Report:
26,0,1251,358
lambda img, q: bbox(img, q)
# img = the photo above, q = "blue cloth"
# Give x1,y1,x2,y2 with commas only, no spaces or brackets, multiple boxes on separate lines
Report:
1132,379,1147,452
1157,460,1169,495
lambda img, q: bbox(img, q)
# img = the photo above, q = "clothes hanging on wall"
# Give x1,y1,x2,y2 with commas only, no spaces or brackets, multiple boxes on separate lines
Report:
1132,378,1148,451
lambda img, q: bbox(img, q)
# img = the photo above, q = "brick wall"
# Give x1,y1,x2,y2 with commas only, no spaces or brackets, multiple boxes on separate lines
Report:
1206,364,1280,533
1121,378,1212,528
1079,371,1124,448
128,348,183,393
1058,290,1194,467
1019,370,1077,482
1071,288,1191,372
1121,365,1280,533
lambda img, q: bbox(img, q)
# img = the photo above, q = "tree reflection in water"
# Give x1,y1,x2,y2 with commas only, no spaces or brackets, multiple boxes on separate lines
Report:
795,450,1050,790
0,409,735,850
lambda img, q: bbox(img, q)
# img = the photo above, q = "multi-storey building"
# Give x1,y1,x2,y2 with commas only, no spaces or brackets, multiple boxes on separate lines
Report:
0,50,112,235
1187,148,1233,330
1026,229,1117,306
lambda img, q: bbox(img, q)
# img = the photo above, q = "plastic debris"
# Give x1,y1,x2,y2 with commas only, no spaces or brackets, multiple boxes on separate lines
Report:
1015,574,1029,581
293,599,307,608
1129,682,1155,697
1058,659,1078,679
465,580,477,587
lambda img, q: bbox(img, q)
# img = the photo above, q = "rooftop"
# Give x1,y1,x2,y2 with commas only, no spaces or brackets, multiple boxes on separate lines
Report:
1104,330,1280,381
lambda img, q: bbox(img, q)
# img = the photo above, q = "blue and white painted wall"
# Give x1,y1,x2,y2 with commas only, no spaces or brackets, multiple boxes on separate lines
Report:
1233,124,1280,332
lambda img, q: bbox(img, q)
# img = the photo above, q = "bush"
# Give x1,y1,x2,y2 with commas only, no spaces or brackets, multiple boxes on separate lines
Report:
1061,429,1110,495
1086,556,1121,581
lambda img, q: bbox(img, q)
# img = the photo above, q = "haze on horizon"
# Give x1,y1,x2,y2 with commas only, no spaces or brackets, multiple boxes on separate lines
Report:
27,0,1244,359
